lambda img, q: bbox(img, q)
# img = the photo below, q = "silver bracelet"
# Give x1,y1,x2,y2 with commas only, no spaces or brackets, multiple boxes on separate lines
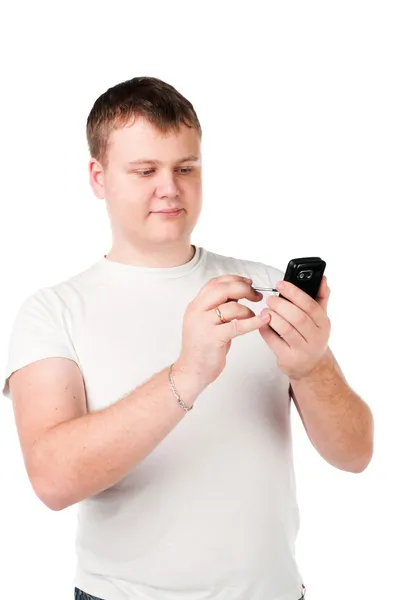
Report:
168,363,193,412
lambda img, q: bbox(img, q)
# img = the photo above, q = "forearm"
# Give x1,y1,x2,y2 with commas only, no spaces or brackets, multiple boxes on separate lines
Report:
30,361,204,510
290,347,374,473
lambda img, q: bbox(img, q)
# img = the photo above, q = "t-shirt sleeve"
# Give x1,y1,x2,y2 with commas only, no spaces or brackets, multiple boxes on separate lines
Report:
2,287,78,399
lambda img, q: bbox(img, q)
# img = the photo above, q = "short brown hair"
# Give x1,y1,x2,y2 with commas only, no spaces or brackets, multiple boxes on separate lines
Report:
86,76,202,170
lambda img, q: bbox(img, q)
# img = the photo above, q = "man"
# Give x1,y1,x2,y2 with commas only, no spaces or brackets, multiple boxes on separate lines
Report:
3,76,373,600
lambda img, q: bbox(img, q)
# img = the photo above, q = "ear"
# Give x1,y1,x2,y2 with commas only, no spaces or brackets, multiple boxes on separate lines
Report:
88,159,106,200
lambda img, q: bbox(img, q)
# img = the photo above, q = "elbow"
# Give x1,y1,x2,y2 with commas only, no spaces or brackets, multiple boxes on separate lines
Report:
351,449,374,474
40,497,68,512
333,416,375,474
323,437,374,474
27,458,73,512
340,445,374,474
351,431,374,473
31,476,72,511
40,493,71,512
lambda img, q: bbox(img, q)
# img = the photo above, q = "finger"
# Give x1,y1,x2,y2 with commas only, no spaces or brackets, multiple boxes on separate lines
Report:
275,280,328,327
210,300,256,324
199,280,261,311
208,274,253,286
261,309,307,348
258,315,290,354
265,295,316,343
315,276,330,312
219,312,271,340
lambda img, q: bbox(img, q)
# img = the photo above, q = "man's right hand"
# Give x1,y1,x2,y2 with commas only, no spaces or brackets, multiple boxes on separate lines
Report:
175,274,270,389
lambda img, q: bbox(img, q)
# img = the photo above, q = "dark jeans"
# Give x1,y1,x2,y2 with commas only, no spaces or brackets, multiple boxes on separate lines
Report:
74,586,305,599
75,588,104,600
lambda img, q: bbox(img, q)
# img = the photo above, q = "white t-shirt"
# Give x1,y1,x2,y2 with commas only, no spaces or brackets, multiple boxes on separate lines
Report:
3,245,305,600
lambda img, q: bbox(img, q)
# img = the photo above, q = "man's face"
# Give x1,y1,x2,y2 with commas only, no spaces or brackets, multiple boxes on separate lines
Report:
89,115,202,250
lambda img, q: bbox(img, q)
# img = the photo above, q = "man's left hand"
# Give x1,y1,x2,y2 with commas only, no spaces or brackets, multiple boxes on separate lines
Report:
258,276,331,381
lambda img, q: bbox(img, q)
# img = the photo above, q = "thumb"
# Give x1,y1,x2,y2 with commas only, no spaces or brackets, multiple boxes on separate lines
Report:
316,276,330,312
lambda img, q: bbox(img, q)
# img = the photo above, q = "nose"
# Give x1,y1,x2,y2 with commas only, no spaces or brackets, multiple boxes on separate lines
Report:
154,172,180,198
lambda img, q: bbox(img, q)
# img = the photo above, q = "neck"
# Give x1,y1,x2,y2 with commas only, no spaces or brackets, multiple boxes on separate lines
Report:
105,241,196,268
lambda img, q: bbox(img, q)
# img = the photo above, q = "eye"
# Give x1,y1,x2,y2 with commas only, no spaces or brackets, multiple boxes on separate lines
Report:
135,167,193,177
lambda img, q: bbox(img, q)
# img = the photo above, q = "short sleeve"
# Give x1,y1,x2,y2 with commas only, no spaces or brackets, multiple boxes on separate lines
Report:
2,287,78,399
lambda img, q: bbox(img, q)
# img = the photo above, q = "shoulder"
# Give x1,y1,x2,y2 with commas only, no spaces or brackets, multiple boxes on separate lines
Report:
1,261,101,398
23,258,105,311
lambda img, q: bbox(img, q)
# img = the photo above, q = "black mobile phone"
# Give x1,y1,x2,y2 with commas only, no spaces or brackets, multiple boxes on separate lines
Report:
279,257,326,301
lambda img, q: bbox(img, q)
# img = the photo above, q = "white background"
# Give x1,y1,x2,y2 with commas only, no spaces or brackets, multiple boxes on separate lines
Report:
0,2,397,599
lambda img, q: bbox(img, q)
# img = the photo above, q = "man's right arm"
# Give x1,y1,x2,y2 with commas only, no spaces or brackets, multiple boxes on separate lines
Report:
9,357,204,511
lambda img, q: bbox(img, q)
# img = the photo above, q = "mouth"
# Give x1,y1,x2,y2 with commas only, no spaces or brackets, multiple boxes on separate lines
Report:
152,208,183,216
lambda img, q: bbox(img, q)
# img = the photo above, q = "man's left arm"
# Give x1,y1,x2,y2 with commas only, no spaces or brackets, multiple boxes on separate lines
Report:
257,276,374,474
289,346,374,473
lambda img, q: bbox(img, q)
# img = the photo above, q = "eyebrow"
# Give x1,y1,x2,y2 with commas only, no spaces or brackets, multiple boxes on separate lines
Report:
127,154,200,166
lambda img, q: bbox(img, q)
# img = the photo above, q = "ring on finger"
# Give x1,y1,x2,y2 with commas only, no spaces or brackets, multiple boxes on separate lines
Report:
215,306,227,324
